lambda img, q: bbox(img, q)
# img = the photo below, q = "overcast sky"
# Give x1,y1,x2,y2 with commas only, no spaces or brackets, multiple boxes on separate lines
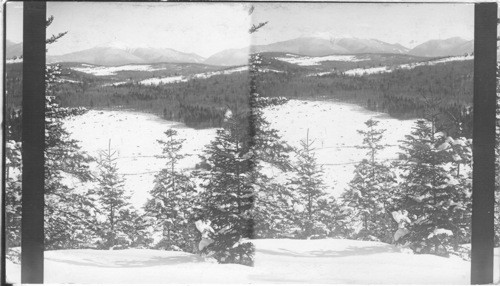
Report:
6,2,474,58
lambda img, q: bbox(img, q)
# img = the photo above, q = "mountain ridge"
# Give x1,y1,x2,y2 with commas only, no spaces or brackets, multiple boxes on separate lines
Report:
46,45,206,66
408,37,473,57
8,37,475,66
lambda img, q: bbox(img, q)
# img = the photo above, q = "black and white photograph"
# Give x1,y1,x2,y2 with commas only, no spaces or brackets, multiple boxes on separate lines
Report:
3,1,499,284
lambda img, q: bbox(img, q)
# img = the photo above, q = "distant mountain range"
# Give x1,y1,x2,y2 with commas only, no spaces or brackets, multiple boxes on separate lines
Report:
407,37,473,58
44,46,205,66
7,37,474,66
206,37,412,66
6,40,23,59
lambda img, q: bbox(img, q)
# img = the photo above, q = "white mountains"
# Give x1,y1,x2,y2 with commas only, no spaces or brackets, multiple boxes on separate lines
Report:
45,46,205,66
7,37,474,66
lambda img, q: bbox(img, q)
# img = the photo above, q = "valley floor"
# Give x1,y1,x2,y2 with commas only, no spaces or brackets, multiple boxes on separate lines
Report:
7,239,498,284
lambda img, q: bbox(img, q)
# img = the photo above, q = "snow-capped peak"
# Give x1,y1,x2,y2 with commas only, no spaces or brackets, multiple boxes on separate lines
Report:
100,41,131,50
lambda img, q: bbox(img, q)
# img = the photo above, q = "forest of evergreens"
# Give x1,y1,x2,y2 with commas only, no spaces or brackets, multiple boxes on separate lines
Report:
5,56,474,136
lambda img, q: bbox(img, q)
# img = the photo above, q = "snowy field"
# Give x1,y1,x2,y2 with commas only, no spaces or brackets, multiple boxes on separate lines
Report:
63,100,416,207
64,110,216,208
72,64,164,76
263,99,417,196
343,54,473,76
275,54,366,66
139,66,248,86
7,239,493,284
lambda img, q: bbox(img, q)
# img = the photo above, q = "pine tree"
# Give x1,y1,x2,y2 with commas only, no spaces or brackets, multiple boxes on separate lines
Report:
252,178,297,238
197,111,255,266
287,131,332,239
248,10,295,238
6,18,96,251
341,119,397,242
145,129,197,252
43,65,98,250
92,141,133,249
5,140,22,259
398,120,471,256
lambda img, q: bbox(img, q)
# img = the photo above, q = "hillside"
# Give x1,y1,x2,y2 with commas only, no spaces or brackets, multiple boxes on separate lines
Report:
409,37,473,57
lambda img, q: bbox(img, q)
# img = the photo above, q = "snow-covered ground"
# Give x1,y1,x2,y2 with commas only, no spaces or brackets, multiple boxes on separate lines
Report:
57,78,82,84
64,110,216,208
275,54,366,66
7,239,492,284
63,100,415,206
139,66,248,86
71,64,163,76
263,99,416,196
343,54,473,76
6,58,22,64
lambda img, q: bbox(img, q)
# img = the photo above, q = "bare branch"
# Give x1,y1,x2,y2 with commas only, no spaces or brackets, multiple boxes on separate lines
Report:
249,21,268,34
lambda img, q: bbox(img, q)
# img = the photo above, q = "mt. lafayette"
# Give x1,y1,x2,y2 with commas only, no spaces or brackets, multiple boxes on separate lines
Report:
47,44,205,66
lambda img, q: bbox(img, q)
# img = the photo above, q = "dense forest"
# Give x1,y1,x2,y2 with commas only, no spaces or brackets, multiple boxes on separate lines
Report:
5,54,473,135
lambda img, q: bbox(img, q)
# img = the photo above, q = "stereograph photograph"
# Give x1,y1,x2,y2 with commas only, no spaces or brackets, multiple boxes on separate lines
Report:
3,1,499,284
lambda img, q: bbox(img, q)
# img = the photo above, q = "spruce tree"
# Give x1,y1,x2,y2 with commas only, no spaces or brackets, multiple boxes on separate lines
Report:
398,120,471,256
248,11,295,238
288,131,331,238
341,119,397,242
43,63,99,250
197,111,255,266
93,141,133,249
6,18,96,250
145,129,197,251
5,140,22,258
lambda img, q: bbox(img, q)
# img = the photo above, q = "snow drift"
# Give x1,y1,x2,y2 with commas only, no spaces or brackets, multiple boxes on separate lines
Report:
6,238,488,284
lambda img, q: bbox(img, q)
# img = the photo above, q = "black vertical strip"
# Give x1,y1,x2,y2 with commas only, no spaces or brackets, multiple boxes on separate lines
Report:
471,2,497,285
21,1,46,284
1,2,7,286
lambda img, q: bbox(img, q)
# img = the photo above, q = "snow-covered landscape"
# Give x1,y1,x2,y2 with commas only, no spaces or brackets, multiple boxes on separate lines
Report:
71,64,165,76
8,239,498,284
263,100,416,195
275,54,366,66
342,54,474,76
61,100,415,209
6,2,497,284
63,110,216,208
139,66,248,86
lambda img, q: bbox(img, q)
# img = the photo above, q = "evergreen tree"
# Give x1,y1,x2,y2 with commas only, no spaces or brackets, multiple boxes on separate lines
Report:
43,64,98,250
316,195,352,239
145,129,197,252
398,120,471,256
197,111,255,266
5,140,22,259
252,178,297,238
287,131,334,238
1,17,98,250
92,141,133,249
341,119,397,242
3,62,97,250
248,10,296,238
